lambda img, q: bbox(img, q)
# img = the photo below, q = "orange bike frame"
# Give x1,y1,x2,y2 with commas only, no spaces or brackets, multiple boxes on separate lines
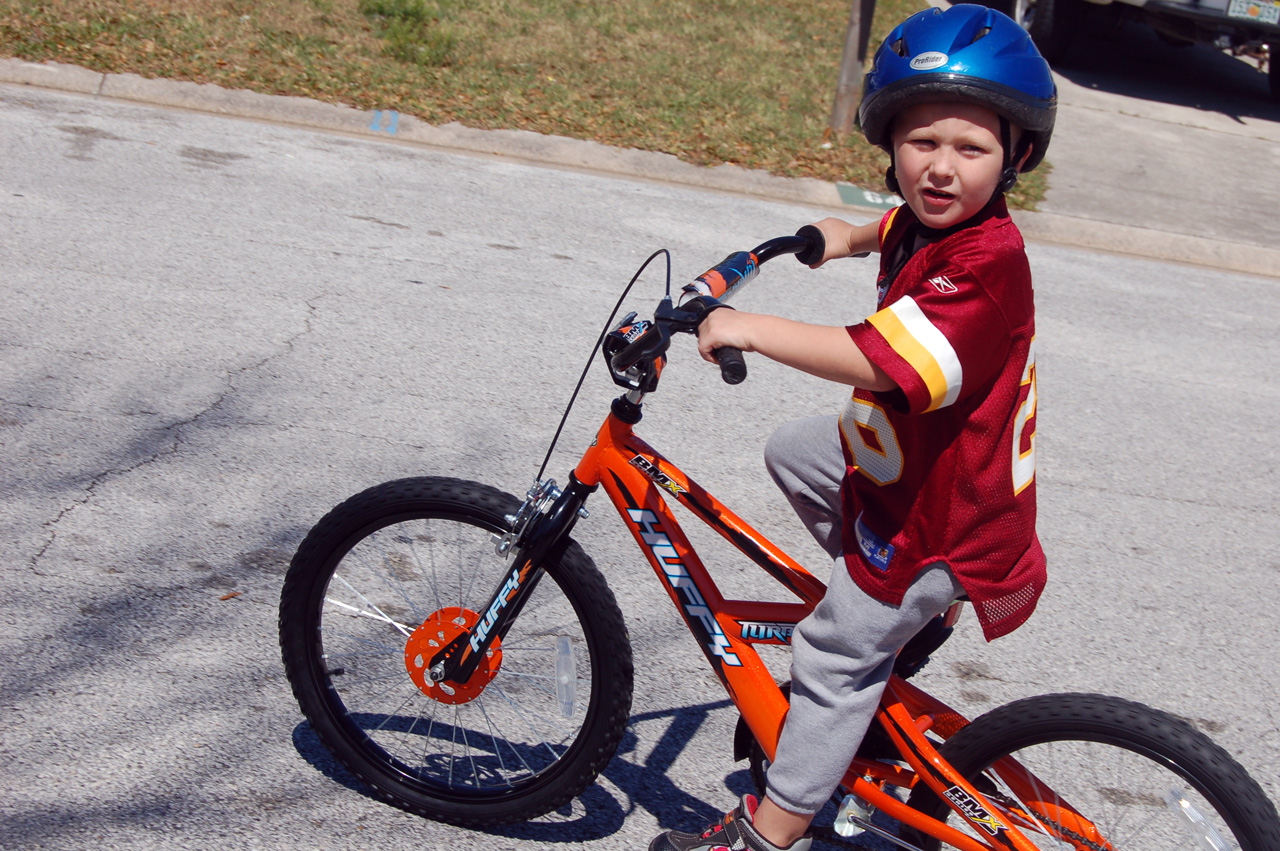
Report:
572,409,1098,851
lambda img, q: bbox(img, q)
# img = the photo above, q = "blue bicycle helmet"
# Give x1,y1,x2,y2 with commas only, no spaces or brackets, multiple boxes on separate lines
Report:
859,4,1057,176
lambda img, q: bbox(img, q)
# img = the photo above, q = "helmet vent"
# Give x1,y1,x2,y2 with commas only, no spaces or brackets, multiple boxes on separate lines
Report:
972,26,991,44
892,37,908,57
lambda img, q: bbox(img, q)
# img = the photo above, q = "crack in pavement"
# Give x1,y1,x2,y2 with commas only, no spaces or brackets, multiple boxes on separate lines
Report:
27,296,323,575
0,398,163,419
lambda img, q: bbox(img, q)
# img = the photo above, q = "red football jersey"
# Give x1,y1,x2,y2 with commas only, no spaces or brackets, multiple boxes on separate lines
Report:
840,199,1044,640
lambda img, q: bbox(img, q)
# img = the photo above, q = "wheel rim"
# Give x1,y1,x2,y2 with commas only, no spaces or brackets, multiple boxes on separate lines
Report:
1015,0,1036,30
936,737,1252,849
313,515,595,799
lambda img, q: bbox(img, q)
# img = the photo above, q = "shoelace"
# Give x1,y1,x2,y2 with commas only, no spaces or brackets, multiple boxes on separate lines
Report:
700,810,737,839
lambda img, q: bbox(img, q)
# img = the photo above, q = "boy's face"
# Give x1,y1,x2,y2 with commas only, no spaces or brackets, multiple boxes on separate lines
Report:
891,102,1007,230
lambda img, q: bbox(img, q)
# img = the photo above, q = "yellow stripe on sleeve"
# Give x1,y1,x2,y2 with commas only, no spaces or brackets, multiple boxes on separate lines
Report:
866,296,962,411
878,206,901,249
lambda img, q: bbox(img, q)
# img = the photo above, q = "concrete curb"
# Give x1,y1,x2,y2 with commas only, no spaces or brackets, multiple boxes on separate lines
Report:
4,57,1277,280
1012,211,1280,280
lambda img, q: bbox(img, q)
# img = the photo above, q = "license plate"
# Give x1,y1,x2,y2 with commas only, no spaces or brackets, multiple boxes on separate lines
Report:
1227,0,1280,25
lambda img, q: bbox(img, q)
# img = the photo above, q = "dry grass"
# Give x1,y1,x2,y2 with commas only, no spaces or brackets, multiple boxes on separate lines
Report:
0,0,1046,206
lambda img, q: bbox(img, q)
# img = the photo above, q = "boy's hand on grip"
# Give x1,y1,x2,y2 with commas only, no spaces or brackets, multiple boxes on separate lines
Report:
800,218,876,268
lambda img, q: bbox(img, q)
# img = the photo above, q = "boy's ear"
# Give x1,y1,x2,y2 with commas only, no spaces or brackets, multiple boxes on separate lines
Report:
997,134,1034,193
885,166,901,196
1014,144,1034,172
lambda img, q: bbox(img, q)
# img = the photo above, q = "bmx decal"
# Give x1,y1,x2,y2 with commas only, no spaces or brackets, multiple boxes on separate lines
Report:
943,786,1006,838
630,454,686,497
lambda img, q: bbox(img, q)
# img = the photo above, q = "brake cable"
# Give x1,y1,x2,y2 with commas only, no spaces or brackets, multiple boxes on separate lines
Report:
534,249,671,482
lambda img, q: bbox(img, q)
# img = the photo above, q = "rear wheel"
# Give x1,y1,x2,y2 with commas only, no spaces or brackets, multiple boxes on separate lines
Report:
279,476,634,826
906,693,1280,849
985,0,1081,64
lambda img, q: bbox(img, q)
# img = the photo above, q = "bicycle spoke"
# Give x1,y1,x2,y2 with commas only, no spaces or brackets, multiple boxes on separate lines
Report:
408,524,446,615
370,528,429,623
496,668,559,699
957,737,1252,850
488,680,572,756
320,621,404,656
476,697,518,789
331,573,412,637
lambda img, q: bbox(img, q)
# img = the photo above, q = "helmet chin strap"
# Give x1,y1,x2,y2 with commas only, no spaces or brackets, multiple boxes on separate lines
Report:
995,117,1019,195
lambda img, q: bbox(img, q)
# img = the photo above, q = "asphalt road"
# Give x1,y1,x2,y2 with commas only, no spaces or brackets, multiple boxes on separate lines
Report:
1,82,1278,850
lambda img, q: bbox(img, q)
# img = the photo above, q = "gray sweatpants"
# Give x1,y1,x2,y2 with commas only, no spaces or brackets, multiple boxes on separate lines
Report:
761,415,964,816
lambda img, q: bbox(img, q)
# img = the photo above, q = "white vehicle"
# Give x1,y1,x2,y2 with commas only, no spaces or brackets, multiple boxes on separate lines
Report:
979,0,1280,99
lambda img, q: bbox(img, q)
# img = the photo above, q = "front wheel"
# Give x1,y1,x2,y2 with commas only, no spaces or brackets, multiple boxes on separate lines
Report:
278,476,634,826
906,693,1280,849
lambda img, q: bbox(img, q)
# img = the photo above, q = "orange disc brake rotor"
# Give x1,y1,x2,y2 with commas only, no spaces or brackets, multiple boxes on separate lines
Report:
403,607,502,705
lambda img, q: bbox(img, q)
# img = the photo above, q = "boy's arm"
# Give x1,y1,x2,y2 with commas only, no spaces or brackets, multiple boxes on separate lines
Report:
805,218,880,268
696,309,896,391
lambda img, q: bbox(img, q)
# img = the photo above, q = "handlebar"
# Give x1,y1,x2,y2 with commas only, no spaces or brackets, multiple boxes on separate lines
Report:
608,229,825,386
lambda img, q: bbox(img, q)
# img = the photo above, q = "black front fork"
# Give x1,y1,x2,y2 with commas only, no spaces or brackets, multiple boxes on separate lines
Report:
427,474,596,684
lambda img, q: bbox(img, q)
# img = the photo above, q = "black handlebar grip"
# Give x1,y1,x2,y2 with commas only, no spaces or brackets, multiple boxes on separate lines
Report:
794,225,826,266
713,346,747,385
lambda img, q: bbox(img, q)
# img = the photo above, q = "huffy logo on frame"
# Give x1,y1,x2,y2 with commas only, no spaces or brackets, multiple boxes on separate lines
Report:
626,508,741,667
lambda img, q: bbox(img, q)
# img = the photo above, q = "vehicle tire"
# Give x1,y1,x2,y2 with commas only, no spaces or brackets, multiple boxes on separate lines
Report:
279,476,634,826
1270,46,1280,101
984,0,1081,65
905,693,1280,850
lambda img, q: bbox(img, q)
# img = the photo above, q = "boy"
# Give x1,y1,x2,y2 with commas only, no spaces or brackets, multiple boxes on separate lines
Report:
650,7,1057,851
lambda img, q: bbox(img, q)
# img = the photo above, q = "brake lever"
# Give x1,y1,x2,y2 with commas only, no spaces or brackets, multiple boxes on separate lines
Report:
609,316,671,372
653,295,710,332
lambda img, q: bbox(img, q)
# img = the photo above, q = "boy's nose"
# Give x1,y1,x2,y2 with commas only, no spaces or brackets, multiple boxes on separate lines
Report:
929,149,957,178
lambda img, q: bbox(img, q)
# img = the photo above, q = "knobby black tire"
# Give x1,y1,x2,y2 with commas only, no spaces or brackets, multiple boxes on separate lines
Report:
905,693,1280,850
278,476,634,826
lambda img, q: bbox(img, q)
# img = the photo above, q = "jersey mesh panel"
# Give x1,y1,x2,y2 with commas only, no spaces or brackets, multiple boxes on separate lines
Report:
979,581,1040,628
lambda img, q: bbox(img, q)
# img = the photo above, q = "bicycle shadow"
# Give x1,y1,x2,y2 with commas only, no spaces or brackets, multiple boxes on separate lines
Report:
292,697,752,842
1053,15,1280,123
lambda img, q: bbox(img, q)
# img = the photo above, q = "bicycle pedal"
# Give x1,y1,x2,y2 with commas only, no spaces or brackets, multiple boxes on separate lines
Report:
833,794,874,837
806,824,876,849
812,822,924,851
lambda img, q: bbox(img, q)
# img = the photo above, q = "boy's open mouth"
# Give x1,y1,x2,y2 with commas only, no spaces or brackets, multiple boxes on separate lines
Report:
922,188,956,202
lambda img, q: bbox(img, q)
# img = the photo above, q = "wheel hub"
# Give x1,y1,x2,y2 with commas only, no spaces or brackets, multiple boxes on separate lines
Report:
404,607,502,704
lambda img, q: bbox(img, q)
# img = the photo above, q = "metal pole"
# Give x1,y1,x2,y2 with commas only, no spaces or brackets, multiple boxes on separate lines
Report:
829,0,877,136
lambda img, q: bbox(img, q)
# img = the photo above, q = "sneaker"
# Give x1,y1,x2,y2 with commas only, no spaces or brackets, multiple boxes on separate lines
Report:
648,795,812,851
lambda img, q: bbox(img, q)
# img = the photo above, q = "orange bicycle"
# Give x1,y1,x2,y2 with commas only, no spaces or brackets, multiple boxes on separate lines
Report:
279,235,1280,849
